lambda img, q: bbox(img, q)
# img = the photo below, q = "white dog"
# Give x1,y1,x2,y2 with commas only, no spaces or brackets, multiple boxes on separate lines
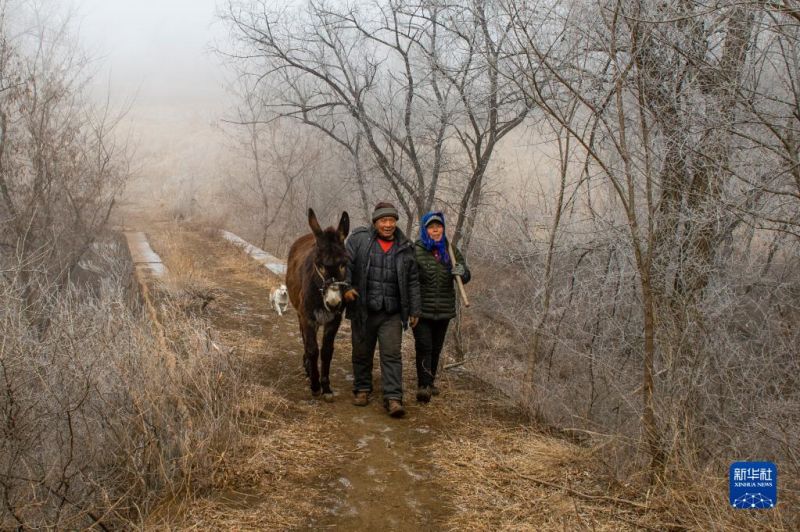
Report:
270,284,290,316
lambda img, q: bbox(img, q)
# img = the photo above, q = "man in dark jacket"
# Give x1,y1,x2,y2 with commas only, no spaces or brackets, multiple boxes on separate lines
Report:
344,202,421,417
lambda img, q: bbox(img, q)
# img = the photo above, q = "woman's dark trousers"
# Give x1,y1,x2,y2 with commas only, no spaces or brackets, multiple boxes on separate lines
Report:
413,318,450,388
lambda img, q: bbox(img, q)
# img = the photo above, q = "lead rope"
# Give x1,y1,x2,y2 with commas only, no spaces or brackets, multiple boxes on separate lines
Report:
313,264,332,311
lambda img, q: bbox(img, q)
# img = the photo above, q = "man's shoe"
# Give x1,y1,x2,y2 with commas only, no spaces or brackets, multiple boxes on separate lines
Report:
431,384,441,396
352,391,369,406
386,399,405,418
416,386,432,403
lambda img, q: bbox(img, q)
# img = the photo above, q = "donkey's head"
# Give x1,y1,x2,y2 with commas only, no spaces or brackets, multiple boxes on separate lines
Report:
308,208,350,310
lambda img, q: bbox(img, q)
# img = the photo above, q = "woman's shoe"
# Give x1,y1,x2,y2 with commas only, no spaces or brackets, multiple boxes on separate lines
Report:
416,386,432,403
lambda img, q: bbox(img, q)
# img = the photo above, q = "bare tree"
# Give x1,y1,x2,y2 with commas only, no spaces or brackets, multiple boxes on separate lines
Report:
0,3,245,528
221,0,528,245
0,0,129,320
488,0,800,492
223,78,321,249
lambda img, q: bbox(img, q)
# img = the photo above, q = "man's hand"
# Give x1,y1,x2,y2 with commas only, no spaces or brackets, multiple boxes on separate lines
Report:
409,316,419,328
343,288,359,302
452,263,466,278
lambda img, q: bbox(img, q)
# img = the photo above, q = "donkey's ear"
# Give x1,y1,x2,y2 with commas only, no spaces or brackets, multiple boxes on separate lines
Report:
337,211,350,242
308,208,323,237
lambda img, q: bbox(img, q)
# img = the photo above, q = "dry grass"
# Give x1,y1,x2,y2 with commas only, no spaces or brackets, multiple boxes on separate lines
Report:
0,241,246,528
428,374,798,531
139,224,343,529
146,403,335,530
453,247,800,530
428,387,645,531
150,225,279,306
151,338,340,529
656,472,797,531
423,368,800,531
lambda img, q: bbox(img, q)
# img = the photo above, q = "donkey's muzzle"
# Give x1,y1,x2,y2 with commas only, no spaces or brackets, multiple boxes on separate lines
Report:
323,285,343,310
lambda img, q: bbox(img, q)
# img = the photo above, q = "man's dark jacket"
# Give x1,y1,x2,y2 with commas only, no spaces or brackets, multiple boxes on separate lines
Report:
345,226,421,328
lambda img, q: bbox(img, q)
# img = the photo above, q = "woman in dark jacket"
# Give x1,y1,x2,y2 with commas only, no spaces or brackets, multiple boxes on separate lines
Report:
413,211,470,403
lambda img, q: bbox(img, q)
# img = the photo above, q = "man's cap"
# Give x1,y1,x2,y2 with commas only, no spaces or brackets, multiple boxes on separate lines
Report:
372,201,399,222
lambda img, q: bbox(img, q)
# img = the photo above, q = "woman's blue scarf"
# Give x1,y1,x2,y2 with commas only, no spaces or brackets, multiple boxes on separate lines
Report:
420,211,451,269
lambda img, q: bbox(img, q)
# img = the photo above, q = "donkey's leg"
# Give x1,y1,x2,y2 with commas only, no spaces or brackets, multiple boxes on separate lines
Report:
299,316,312,379
319,314,342,402
301,319,322,396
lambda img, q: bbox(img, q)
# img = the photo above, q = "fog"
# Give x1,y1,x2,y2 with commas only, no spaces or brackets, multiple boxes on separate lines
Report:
68,0,548,221
75,0,230,210
78,0,225,107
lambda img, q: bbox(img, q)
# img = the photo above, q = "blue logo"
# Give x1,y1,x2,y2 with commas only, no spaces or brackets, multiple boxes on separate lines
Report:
729,461,777,509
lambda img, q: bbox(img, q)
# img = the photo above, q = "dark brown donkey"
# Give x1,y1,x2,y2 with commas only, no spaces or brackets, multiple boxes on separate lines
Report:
286,209,350,401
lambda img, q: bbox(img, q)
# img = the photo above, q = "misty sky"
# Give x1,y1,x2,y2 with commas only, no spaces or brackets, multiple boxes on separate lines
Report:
76,0,228,115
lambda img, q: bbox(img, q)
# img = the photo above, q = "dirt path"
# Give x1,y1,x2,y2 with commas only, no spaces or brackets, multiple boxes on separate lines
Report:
142,224,649,530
